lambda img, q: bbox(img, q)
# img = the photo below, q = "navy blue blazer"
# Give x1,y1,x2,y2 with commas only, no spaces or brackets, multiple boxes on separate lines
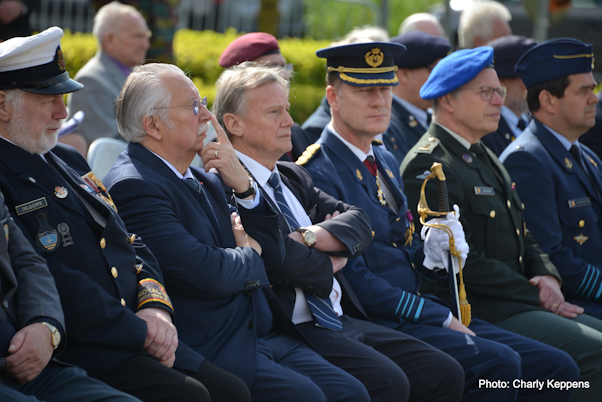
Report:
0,141,202,378
500,119,602,310
390,97,427,151
104,142,286,388
482,114,515,157
301,128,450,329
301,95,331,146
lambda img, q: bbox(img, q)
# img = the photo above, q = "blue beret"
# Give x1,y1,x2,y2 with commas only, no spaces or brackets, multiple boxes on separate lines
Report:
420,47,494,100
488,35,537,78
316,42,406,87
390,32,450,69
516,38,594,89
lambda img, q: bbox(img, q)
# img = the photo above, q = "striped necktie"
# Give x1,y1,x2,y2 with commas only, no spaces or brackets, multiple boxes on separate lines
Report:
268,172,342,331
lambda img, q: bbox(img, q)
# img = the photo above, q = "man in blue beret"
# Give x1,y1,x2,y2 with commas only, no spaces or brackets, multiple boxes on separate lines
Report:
500,39,602,319
400,45,602,400
301,42,579,401
388,32,450,162
481,35,537,156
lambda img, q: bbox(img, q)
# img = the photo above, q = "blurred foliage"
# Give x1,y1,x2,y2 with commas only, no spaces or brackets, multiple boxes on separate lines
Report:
62,29,330,123
59,0,442,123
381,0,443,36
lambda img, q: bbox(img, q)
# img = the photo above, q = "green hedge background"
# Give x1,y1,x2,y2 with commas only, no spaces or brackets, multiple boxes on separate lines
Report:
61,29,332,124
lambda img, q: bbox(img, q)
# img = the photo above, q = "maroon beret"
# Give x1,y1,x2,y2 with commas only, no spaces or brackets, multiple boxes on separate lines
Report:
219,32,280,68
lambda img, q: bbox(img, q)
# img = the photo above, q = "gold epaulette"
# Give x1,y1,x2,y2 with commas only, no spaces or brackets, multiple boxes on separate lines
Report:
415,136,440,154
372,139,383,146
296,143,321,166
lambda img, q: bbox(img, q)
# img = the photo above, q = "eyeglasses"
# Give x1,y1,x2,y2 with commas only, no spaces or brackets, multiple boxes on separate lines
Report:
458,86,507,102
154,96,208,116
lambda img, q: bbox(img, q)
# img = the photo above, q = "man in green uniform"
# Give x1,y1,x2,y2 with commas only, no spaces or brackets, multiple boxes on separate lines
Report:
400,45,602,401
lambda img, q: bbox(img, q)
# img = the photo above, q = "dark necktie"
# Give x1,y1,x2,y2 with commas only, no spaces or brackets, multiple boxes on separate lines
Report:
517,118,528,131
268,172,300,231
363,155,378,177
183,177,200,192
268,172,342,331
470,143,504,185
569,145,583,167
182,177,220,236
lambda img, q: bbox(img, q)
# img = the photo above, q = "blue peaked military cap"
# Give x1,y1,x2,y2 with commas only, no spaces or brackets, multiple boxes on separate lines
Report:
516,38,594,89
390,32,451,69
316,42,406,87
488,35,538,78
420,46,494,100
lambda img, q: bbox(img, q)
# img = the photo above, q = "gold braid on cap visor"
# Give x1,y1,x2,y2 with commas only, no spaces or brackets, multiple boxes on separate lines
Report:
328,66,399,85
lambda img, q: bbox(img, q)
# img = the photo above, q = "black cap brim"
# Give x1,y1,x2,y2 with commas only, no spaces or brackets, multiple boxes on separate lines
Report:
18,72,84,95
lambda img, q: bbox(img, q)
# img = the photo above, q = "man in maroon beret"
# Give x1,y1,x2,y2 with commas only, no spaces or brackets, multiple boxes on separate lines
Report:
219,32,288,68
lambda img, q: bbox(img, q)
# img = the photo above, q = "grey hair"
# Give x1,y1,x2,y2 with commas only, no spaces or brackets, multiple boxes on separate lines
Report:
399,13,443,35
458,2,511,49
116,63,186,143
213,62,289,139
93,1,143,45
330,25,388,47
3,89,24,109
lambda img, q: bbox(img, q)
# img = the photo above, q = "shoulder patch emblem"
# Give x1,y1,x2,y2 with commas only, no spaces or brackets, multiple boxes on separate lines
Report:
372,139,383,146
416,136,440,154
296,143,321,166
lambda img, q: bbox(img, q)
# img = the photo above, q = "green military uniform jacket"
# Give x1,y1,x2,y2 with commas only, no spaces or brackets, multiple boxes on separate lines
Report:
400,123,560,324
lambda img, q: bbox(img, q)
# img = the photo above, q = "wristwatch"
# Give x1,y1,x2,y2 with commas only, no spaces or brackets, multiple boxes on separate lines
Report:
234,177,256,199
295,228,317,248
41,322,61,350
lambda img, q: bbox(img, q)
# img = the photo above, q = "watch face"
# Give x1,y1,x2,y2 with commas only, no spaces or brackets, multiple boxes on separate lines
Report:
304,230,317,246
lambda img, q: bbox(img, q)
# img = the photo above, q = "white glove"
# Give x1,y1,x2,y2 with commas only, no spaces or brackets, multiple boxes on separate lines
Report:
421,204,469,274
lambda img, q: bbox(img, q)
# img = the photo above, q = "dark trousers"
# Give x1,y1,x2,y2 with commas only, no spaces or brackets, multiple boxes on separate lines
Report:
299,315,464,402
496,310,602,402
251,332,370,402
99,355,251,402
400,317,579,402
0,362,139,402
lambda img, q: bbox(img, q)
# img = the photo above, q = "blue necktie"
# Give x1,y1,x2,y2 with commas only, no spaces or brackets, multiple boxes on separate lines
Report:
182,177,220,237
268,172,342,331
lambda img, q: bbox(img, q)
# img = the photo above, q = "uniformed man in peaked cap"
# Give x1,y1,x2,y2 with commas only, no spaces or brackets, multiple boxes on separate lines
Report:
500,39,602,319
301,41,580,401
401,45,602,400
0,27,250,402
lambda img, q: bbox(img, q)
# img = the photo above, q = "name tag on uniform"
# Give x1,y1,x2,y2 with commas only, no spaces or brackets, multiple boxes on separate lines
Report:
15,197,48,215
474,187,495,196
568,197,591,208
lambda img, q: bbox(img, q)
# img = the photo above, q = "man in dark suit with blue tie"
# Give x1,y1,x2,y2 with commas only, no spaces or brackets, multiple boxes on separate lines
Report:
500,38,602,319
104,62,373,402
213,62,465,402
481,35,537,156
0,27,247,402
303,41,580,401
388,32,450,162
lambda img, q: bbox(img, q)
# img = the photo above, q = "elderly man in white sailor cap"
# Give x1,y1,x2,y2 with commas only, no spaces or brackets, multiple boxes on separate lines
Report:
0,28,142,402
0,27,251,402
